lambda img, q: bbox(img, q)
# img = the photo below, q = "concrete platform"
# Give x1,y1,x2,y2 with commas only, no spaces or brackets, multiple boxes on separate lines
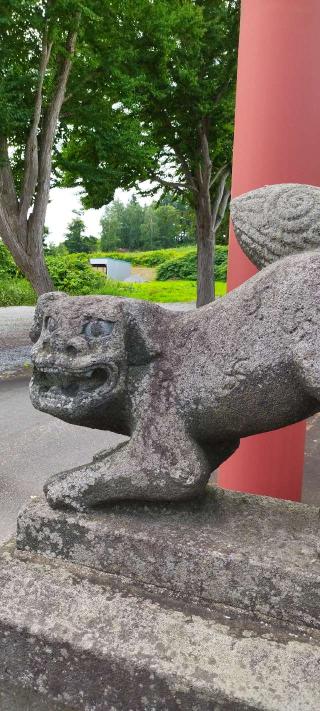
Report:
1,540,320,711
17,488,320,630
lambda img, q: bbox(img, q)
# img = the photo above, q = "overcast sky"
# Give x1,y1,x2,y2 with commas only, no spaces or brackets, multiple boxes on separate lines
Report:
46,184,156,245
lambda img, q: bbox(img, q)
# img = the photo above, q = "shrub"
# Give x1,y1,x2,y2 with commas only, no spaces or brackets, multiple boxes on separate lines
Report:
0,242,22,279
0,278,36,306
0,245,228,307
156,246,228,282
46,254,106,294
92,246,196,267
0,274,226,306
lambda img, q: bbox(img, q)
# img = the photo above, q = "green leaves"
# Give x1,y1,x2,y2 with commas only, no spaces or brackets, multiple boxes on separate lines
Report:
156,245,228,281
57,0,239,210
99,196,195,252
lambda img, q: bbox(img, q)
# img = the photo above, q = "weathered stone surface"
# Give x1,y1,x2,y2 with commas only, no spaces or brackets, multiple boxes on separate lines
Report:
231,183,320,269
1,541,320,711
0,680,74,711
17,488,320,629
30,241,320,508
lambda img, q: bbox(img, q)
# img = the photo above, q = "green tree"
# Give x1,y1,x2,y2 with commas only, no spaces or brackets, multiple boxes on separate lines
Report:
156,196,196,246
100,196,196,252
100,200,125,251
0,0,83,292
129,0,239,304
60,0,239,305
64,213,98,253
121,196,145,251
139,205,160,250
44,241,68,256
140,204,179,250
0,0,134,293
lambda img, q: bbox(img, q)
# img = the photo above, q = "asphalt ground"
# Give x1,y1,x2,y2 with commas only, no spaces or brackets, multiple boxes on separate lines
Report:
0,375,125,542
0,306,34,377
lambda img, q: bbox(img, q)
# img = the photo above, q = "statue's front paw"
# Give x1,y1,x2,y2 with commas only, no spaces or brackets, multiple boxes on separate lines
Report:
44,472,88,512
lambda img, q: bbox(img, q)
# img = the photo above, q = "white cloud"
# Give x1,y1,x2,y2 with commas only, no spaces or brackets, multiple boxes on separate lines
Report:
46,183,160,245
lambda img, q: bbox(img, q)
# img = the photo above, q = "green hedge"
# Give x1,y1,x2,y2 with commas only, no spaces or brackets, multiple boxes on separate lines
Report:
0,244,228,306
46,254,106,294
0,276,227,307
92,246,196,267
0,242,22,279
156,246,228,282
0,278,36,306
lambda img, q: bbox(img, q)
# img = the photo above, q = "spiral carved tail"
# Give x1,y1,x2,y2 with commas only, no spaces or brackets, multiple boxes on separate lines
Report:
231,183,320,270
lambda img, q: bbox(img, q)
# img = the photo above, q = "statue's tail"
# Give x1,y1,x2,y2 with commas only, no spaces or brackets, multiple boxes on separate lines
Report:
230,183,320,269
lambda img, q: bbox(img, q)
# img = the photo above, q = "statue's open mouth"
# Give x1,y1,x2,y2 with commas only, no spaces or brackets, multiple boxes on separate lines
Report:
32,365,114,400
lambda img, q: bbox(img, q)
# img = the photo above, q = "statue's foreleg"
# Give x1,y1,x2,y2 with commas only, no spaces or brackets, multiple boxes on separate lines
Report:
44,425,239,511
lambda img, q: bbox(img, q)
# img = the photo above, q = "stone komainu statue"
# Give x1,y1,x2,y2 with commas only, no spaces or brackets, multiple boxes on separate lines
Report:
30,184,320,510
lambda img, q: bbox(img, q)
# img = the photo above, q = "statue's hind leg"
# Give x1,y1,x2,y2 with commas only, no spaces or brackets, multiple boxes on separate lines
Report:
294,341,320,406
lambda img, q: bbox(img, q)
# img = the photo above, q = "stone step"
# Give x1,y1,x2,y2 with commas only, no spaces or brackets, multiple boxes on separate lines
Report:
1,541,320,711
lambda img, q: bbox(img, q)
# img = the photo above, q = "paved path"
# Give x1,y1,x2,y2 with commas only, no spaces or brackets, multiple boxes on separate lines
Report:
0,306,35,375
0,376,125,543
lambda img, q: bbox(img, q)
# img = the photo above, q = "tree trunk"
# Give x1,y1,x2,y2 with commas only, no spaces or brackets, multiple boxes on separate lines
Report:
0,20,79,298
196,196,215,308
23,254,54,295
2,227,54,295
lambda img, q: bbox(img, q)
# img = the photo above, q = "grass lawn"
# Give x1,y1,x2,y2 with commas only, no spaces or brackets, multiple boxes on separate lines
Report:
95,279,226,302
0,277,227,307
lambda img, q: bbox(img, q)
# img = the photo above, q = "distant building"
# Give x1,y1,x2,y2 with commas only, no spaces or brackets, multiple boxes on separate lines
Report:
90,258,131,281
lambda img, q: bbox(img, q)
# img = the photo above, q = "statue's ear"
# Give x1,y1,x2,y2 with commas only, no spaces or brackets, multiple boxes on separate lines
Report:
122,300,165,366
30,292,67,343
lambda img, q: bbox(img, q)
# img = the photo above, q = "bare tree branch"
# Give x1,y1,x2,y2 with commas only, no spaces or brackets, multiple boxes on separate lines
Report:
161,110,198,192
214,185,230,232
171,144,198,193
0,136,19,244
210,163,229,189
212,49,238,107
196,163,203,189
212,168,230,229
29,20,80,244
19,29,53,239
150,173,187,193
198,119,212,192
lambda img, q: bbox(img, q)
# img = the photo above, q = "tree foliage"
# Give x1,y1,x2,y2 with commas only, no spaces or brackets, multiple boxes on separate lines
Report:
58,0,240,304
156,246,228,282
0,0,239,301
0,0,138,292
100,196,196,251
63,213,98,253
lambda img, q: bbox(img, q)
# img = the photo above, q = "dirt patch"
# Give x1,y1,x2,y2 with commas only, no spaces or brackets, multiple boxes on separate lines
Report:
131,266,157,281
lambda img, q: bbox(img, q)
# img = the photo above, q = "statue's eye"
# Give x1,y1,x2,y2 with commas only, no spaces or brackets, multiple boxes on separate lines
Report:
44,316,56,333
84,320,114,338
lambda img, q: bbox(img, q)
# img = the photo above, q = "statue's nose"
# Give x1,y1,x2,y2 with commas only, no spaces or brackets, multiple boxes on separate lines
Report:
64,337,88,357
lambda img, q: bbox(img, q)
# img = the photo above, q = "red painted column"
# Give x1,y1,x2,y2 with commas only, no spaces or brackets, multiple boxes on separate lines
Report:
218,0,320,501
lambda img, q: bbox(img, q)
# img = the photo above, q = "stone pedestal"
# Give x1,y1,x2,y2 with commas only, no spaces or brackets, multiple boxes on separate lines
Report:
0,488,319,709
17,487,320,629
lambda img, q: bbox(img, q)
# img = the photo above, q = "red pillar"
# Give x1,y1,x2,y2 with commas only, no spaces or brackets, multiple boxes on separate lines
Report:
218,0,320,501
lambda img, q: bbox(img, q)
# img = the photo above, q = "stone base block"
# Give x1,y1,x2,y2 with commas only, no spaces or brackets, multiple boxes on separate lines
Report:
17,488,320,629
0,541,320,710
